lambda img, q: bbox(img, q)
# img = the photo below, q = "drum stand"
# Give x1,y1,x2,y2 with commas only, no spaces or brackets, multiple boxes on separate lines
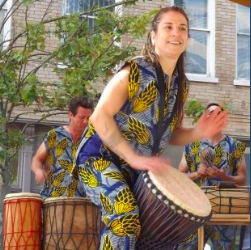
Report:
197,214,250,250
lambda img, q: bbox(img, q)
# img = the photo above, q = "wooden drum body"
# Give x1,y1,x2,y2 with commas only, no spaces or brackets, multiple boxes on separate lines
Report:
202,186,250,214
3,192,43,250
43,197,101,250
133,168,212,250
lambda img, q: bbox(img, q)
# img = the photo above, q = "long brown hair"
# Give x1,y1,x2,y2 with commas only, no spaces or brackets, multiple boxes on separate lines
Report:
141,6,190,126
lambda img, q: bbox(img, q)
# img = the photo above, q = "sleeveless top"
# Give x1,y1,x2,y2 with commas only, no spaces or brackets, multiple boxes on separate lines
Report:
84,57,189,157
41,126,85,198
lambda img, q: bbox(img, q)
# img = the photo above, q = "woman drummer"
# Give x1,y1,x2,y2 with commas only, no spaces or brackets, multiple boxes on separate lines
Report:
73,6,228,249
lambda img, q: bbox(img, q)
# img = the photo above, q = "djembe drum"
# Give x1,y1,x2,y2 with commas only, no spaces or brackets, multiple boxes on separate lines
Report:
42,197,102,250
134,167,212,249
3,193,43,250
202,186,250,214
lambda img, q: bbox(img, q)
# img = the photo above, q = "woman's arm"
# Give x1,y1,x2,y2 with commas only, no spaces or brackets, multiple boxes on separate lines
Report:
169,107,228,146
90,66,136,163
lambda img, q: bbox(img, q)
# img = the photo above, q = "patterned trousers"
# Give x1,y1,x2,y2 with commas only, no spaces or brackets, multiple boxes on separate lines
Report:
76,135,141,250
174,225,237,250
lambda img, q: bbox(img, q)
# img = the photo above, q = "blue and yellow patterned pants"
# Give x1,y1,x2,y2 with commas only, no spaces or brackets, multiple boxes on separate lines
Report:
76,135,141,250
174,225,237,250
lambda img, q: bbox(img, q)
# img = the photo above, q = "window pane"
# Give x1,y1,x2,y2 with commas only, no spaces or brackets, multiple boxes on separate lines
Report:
79,0,90,11
0,10,6,45
185,30,207,74
10,153,19,185
66,0,115,23
237,5,250,34
174,0,207,29
66,0,79,13
88,16,95,28
78,0,115,11
237,34,250,80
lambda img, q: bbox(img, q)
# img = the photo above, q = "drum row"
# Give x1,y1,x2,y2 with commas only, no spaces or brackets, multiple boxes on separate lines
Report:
3,194,101,250
3,170,250,250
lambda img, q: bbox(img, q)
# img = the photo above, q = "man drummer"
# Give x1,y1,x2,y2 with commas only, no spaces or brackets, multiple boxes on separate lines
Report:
31,97,93,198
176,103,247,250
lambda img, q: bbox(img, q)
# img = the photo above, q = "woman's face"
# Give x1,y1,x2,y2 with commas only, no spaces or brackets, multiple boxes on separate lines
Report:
151,11,189,60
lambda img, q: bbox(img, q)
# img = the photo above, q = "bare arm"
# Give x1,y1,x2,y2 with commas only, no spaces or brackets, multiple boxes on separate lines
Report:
31,142,48,183
179,153,207,181
178,153,201,181
170,127,197,146
169,108,228,146
90,66,138,164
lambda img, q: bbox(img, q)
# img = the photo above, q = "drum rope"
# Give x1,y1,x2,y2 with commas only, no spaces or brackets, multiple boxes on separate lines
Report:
43,200,101,250
4,199,42,247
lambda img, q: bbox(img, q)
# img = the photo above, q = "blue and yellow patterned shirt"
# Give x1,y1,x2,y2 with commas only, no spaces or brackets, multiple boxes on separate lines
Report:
85,57,189,157
41,126,85,198
185,135,246,187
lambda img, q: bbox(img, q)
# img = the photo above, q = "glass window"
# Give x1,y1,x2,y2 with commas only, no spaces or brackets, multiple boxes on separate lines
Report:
0,9,6,45
174,0,213,76
64,0,115,28
236,5,250,80
10,153,19,186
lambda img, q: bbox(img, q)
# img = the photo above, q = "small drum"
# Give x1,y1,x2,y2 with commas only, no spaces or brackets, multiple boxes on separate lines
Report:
202,186,250,214
43,197,102,250
133,168,212,249
3,192,43,250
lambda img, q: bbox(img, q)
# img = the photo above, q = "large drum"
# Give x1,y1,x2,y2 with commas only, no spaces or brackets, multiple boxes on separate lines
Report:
43,197,102,250
133,168,212,249
3,192,43,250
201,186,250,214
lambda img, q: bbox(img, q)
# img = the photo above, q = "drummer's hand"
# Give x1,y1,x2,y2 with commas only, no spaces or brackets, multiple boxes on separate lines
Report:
193,107,228,139
128,155,171,174
197,164,208,178
206,166,227,179
34,168,48,184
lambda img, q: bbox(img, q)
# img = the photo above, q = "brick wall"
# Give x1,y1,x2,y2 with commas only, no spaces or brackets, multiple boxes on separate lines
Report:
12,0,63,82
11,0,250,138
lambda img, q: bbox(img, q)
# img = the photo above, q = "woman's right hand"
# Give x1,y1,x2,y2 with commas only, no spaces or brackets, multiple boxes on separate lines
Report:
34,168,49,184
127,154,171,175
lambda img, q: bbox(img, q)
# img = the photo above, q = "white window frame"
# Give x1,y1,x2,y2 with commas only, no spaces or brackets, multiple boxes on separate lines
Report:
172,0,218,83
234,4,250,86
0,0,12,49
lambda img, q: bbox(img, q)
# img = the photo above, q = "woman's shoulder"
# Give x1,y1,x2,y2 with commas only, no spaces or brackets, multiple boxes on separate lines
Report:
119,56,156,76
131,56,155,70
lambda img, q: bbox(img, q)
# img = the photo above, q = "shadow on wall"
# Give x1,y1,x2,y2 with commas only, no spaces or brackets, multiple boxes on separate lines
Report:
161,145,184,169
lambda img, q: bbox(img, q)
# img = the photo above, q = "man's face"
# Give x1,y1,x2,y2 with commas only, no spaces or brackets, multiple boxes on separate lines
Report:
69,106,92,133
206,105,222,117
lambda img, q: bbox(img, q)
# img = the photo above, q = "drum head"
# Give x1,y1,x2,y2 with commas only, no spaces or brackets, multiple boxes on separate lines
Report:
4,192,42,201
148,167,211,218
44,196,91,204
